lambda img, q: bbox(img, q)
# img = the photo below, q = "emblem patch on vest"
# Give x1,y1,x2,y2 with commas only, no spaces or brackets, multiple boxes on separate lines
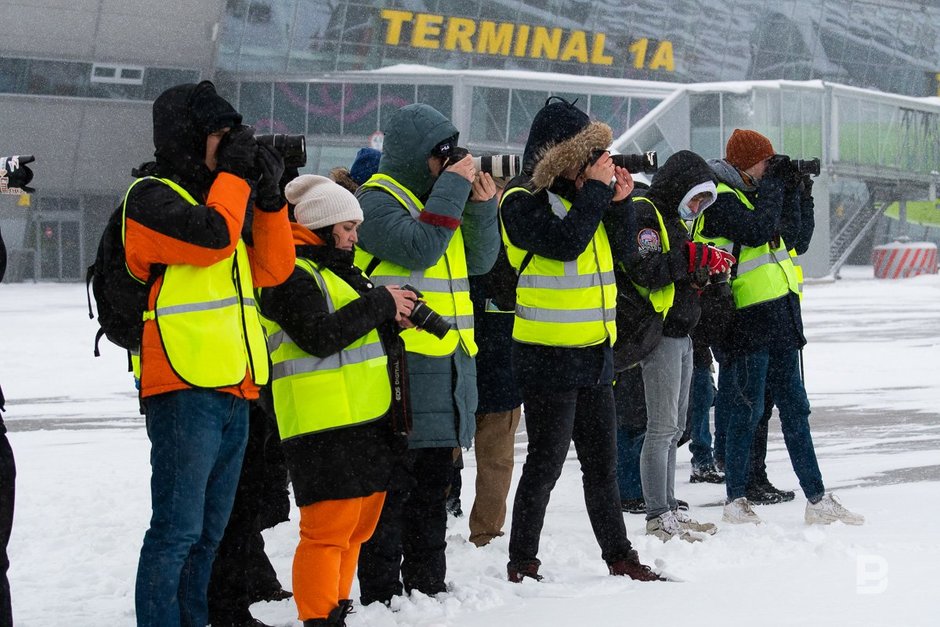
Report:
637,228,661,253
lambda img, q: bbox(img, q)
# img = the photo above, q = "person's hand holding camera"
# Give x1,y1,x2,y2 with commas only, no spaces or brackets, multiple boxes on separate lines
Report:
582,150,616,186
215,125,258,180
686,242,736,275
764,154,791,181
445,154,476,183
470,171,497,202
611,166,634,202
384,285,418,328
254,143,286,212
800,173,814,199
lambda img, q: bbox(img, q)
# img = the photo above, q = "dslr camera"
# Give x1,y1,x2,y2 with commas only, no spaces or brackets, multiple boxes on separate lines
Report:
0,155,36,194
255,133,307,169
443,147,522,179
768,154,820,177
590,150,659,174
400,284,453,340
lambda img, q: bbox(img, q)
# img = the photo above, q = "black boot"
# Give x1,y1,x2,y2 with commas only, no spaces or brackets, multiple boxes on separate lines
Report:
302,603,349,627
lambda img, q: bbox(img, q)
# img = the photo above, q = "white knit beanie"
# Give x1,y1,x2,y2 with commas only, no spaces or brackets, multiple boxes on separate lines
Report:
285,174,363,230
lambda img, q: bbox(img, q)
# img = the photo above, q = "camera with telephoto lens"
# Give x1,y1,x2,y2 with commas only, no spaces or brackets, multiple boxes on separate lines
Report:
589,150,658,174
400,284,453,340
255,133,307,169
473,154,521,178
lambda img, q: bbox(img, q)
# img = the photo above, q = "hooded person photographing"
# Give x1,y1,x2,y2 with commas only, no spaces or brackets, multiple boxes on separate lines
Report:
353,104,500,604
125,81,295,626
499,96,660,583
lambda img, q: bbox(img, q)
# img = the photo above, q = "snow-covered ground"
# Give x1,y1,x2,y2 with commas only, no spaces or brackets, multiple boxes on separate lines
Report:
2,265,938,626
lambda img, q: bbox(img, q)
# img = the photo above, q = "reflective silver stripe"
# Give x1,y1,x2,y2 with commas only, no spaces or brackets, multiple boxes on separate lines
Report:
370,274,470,294
791,256,803,268
364,179,421,219
242,297,257,308
266,330,290,353
445,314,475,330
517,271,615,290
155,296,240,316
715,242,735,254
271,342,386,379
736,252,785,275
515,305,617,323
547,192,568,219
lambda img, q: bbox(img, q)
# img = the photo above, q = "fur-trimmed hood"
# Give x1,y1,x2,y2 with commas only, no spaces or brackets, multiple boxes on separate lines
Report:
529,121,613,191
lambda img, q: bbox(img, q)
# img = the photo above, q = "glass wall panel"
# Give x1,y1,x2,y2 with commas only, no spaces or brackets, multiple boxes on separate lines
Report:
510,90,549,146
272,83,308,134
378,84,416,131
689,93,721,158
590,95,632,135
417,85,453,120
470,87,510,144
801,91,823,159
344,83,380,135
307,83,343,135
837,96,860,163
239,82,273,129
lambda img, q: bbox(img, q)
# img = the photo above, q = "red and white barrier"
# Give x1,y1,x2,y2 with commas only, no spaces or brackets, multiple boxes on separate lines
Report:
872,241,939,279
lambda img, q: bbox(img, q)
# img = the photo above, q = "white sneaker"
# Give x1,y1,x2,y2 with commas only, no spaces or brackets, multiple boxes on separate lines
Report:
674,509,718,535
646,510,702,543
805,493,865,525
722,497,762,524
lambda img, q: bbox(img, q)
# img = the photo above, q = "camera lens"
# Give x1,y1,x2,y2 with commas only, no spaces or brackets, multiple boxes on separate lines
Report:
408,302,453,340
255,133,307,169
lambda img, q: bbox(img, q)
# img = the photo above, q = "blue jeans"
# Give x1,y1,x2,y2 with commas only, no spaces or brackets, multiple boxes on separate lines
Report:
688,364,717,470
718,349,824,502
136,389,249,627
615,426,645,501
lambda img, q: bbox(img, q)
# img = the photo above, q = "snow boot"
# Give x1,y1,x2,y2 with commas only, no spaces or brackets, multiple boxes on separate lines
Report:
607,550,665,581
805,493,865,525
690,465,725,484
507,559,543,583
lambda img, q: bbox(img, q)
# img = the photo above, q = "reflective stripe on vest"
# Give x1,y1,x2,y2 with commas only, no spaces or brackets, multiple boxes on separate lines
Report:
355,173,477,357
139,177,270,388
500,187,617,347
262,258,390,440
790,248,804,300
631,197,675,319
692,183,799,309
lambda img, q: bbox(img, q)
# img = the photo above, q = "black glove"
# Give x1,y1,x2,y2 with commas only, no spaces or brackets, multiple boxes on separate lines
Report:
764,154,791,180
800,173,814,199
254,143,286,212
0,155,36,194
215,125,257,180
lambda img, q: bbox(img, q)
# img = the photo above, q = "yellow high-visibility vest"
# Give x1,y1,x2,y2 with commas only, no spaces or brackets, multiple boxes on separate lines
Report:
500,187,617,347
355,173,477,357
692,183,799,309
139,177,269,388
261,258,390,440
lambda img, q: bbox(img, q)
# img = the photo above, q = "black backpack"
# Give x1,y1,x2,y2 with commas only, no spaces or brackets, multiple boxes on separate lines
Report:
85,204,163,358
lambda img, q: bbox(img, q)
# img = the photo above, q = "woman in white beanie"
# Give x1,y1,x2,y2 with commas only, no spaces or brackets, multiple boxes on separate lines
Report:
257,175,417,626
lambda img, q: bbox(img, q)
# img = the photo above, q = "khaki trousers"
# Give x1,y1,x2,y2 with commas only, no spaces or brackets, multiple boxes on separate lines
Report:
469,406,522,546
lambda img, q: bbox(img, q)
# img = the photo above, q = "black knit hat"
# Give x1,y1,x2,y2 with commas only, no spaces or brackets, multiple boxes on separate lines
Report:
522,97,591,174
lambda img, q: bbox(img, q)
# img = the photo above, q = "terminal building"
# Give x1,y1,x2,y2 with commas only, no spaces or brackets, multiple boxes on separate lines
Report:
3,0,940,281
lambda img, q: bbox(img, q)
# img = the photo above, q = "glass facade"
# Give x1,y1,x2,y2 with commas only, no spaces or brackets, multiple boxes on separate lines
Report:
218,0,940,98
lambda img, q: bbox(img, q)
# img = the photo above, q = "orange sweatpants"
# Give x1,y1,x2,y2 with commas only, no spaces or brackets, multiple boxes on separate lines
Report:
294,492,386,620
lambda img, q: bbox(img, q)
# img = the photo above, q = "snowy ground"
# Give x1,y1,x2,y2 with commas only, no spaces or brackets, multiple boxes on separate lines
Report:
2,265,938,626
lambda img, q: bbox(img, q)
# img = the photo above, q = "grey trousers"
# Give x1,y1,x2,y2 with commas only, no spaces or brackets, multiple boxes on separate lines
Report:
639,335,693,519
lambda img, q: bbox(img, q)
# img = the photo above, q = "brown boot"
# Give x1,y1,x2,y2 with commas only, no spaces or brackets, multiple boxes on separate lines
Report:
607,550,665,581
507,559,543,583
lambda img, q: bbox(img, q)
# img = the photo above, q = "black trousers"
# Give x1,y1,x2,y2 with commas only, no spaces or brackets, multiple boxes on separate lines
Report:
747,386,775,488
358,446,453,605
0,419,15,627
509,384,632,566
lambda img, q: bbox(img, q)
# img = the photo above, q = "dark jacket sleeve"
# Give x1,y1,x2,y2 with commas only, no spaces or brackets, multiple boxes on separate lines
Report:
702,174,788,247
603,197,638,263
501,180,613,261
124,173,251,280
259,267,398,358
791,191,815,255
624,203,688,290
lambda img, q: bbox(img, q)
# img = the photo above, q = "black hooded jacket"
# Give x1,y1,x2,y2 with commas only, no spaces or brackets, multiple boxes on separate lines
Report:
500,98,622,389
622,150,716,338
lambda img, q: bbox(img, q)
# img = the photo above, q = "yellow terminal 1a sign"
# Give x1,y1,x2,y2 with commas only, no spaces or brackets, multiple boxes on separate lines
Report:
379,9,675,72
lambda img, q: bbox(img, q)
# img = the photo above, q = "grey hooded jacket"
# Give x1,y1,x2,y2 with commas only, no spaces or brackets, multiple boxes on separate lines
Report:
356,104,500,449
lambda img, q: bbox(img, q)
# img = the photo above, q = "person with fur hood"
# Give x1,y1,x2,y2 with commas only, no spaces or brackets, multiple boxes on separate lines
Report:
499,96,661,583
618,150,731,542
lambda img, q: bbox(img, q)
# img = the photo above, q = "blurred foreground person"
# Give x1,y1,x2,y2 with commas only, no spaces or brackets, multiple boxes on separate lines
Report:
0,222,14,627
